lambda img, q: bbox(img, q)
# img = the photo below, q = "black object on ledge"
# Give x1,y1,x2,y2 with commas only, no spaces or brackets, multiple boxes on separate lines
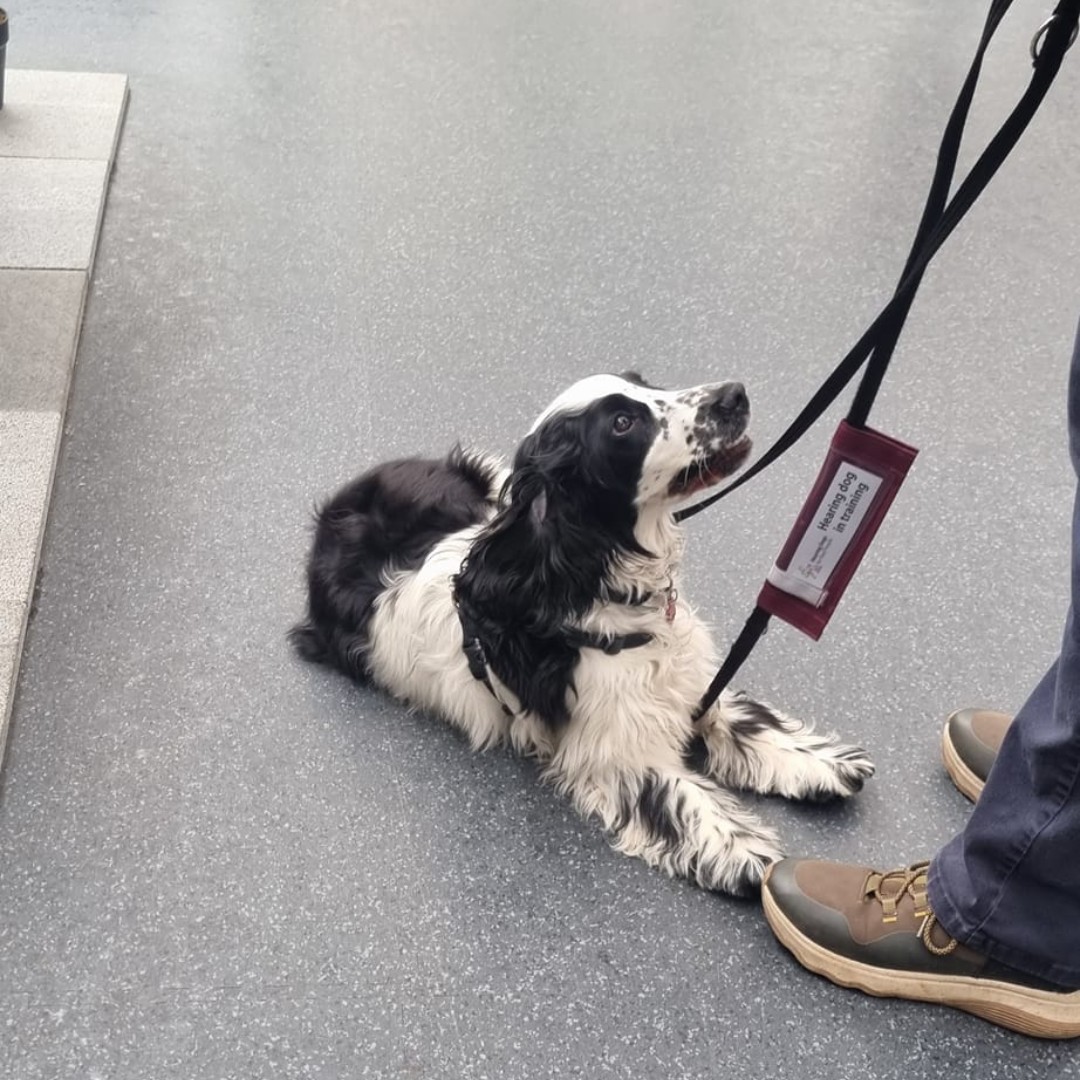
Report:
0,9,8,111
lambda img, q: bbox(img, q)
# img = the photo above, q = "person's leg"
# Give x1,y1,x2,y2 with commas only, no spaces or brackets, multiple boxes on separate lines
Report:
928,320,1080,989
929,654,1080,986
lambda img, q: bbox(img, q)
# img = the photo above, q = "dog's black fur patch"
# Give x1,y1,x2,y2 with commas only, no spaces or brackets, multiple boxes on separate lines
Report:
290,448,499,679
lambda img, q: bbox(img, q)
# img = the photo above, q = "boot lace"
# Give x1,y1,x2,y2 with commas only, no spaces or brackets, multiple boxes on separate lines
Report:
862,861,958,957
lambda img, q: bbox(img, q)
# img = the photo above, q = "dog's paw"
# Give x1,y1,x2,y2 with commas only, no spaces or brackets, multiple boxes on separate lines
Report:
710,695,876,803
696,830,786,897
798,745,876,803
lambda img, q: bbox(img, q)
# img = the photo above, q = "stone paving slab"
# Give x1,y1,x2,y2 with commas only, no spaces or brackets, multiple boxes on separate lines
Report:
0,157,110,269
0,411,59,752
0,70,128,160
0,70,127,760
0,411,62,649
0,269,87,410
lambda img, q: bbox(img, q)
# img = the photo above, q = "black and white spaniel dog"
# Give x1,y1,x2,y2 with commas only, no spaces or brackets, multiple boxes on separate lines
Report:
291,373,874,895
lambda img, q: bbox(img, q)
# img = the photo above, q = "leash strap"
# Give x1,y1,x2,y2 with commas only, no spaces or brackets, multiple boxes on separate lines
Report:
847,0,1014,428
689,0,1080,721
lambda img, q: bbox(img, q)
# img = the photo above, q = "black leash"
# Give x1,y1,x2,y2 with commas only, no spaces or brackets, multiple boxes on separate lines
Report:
686,0,1080,722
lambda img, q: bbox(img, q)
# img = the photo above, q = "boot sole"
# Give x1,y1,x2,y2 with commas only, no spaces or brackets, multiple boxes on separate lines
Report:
763,874,1080,1039
941,714,985,803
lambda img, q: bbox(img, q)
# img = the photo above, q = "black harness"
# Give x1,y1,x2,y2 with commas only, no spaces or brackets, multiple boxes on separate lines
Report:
456,604,517,717
453,582,664,716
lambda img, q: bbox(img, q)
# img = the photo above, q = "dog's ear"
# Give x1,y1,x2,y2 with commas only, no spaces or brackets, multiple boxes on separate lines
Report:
453,462,601,727
457,446,601,632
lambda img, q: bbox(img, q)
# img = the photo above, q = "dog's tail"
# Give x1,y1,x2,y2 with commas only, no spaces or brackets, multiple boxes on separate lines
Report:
288,618,330,665
446,444,506,506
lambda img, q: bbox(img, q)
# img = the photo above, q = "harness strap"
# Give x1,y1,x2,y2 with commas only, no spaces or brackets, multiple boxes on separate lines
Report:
691,607,771,722
455,603,655,715
562,628,655,654
457,609,515,717
604,586,655,606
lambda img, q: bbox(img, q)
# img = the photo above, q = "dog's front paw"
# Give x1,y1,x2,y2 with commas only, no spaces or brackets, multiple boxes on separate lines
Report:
800,745,875,803
696,829,786,897
711,694,876,804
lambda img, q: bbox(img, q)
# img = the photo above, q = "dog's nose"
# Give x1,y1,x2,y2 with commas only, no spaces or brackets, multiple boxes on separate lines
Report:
708,382,749,417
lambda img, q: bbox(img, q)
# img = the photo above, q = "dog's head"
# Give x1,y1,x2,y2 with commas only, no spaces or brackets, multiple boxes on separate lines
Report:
485,369,751,605
519,371,751,512
454,372,751,726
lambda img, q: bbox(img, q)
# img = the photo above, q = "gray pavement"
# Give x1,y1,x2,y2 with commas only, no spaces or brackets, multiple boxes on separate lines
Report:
4,1,1080,1077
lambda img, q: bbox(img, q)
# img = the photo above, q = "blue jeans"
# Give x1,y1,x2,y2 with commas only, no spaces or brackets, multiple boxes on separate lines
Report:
929,322,1080,989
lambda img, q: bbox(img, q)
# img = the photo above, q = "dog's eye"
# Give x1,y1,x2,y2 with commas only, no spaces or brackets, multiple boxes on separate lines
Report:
612,414,635,435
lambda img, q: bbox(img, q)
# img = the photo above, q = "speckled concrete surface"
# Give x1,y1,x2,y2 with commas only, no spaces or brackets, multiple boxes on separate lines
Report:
3,2,1080,1077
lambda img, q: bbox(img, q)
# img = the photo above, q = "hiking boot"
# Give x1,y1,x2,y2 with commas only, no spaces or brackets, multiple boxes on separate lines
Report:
941,708,1012,801
762,858,1080,1039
